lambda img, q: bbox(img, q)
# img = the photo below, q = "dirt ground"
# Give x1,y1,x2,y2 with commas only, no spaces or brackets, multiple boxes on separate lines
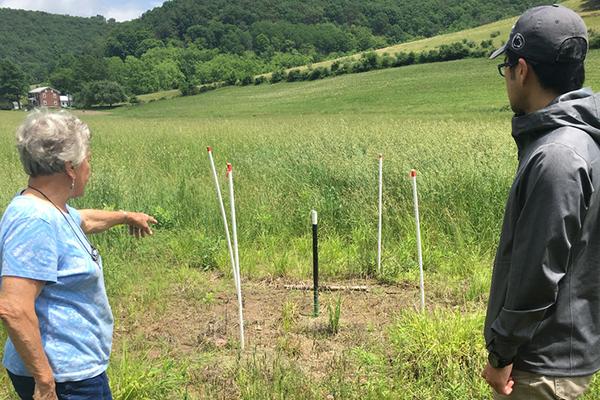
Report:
113,274,466,396
136,276,423,358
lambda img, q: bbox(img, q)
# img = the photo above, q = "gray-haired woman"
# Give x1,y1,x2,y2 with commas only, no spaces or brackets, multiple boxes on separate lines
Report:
0,111,156,399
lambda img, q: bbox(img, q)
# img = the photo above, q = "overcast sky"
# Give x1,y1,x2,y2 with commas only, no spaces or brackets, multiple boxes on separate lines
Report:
0,0,165,21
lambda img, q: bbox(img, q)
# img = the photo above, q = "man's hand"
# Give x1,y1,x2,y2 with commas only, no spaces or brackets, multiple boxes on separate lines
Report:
33,378,57,400
481,362,514,395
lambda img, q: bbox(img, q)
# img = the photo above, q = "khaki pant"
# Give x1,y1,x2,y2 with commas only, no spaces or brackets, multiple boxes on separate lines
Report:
493,369,593,400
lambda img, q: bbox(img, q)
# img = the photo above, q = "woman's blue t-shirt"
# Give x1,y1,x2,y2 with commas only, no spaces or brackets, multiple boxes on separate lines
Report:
0,195,113,382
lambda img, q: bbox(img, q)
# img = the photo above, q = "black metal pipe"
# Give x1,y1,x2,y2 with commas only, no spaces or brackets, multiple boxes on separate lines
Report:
312,210,319,317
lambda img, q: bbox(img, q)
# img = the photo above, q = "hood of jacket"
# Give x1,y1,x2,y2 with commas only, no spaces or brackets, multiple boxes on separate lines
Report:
512,88,600,147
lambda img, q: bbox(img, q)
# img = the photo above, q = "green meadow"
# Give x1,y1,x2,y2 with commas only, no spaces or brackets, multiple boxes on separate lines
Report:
1,51,600,399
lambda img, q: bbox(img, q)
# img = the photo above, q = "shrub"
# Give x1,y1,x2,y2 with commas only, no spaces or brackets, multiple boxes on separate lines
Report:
319,67,331,78
381,53,394,68
306,67,330,81
361,52,380,71
394,51,415,67
198,83,217,93
462,39,477,48
438,42,471,61
270,69,285,83
330,61,340,73
298,69,310,81
417,50,432,64
178,79,198,96
480,39,493,49
308,68,322,80
239,75,253,86
417,42,472,64
286,69,302,82
333,61,352,75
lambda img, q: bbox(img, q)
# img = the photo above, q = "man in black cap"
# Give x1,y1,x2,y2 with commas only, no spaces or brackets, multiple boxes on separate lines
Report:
482,4,600,399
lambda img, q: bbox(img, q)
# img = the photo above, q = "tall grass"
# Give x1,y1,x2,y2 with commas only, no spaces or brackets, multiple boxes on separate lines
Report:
317,310,489,399
108,344,188,400
1,56,525,285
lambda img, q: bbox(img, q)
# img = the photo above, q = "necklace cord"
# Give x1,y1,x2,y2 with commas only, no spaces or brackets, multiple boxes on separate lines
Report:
26,185,100,264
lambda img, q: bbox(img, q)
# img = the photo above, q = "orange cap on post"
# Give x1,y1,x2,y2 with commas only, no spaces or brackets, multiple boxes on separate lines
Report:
207,146,212,152
410,169,417,178
226,162,232,177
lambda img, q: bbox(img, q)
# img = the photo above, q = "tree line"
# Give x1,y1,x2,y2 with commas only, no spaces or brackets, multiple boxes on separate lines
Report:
3,30,599,109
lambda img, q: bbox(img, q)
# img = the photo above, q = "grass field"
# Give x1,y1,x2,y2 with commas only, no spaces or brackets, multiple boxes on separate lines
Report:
137,89,182,103
1,50,600,398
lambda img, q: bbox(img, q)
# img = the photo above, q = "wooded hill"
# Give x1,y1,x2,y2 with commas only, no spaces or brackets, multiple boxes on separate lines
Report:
0,9,110,82
126,0,546,56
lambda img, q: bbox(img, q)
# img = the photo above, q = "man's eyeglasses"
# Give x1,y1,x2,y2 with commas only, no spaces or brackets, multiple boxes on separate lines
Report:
497,61,517,77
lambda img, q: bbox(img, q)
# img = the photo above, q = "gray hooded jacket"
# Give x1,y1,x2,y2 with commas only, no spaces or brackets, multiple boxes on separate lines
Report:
484,88,600,376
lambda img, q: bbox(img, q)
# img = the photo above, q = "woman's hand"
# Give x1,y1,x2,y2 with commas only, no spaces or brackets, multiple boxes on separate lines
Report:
123,212,158,238
79,209,157,236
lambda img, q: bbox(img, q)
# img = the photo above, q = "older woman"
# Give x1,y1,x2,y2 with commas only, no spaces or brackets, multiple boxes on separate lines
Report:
0,111,156,399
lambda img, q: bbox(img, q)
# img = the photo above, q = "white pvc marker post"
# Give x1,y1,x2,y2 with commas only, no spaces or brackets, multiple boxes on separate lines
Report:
207,147,239,290
410,169,425,312
207,147,244,348
377,154,383,275
227,162,245,350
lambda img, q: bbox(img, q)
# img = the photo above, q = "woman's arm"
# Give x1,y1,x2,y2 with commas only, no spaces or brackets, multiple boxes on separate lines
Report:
0,277,56,398
78,209,157,237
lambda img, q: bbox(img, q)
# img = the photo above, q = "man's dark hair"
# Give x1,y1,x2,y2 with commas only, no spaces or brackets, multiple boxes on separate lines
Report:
506,46,586,95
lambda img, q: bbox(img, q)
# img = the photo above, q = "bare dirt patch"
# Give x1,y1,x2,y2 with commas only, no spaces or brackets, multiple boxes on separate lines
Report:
110,273,479,397
131,275,430,371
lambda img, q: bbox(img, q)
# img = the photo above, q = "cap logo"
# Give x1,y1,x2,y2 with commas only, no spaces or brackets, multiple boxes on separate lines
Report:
512,33,525,50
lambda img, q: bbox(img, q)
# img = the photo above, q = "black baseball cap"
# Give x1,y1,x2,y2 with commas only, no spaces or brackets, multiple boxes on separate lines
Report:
490,4,588,64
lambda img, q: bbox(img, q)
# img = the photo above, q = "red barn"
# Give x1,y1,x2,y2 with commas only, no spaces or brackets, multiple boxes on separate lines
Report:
28,87,61,108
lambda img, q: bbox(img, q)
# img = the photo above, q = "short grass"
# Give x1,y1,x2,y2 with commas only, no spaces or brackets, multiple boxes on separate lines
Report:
0,50,599,398
136,89,182,103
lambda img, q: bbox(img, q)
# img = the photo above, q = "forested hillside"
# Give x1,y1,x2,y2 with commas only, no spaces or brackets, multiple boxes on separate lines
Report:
0,9,111,82
129,0,545,56
0,0,553,106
